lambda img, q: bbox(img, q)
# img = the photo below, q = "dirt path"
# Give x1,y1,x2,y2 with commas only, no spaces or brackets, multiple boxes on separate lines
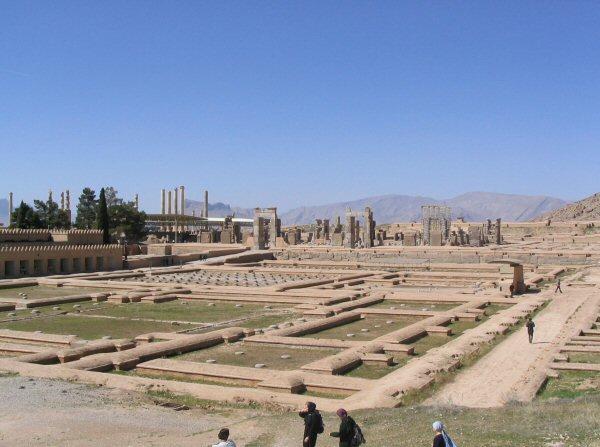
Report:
426,286,599,408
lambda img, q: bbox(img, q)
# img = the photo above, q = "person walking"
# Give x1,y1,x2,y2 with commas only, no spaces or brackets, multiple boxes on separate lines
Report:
330,408,364,447
299,401,323,447
526,317,535,344
212,428,236,447
555,278,563,294
432,421,458,447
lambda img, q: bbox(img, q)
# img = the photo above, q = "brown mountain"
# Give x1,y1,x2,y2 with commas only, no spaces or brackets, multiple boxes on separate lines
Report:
532,193,600,221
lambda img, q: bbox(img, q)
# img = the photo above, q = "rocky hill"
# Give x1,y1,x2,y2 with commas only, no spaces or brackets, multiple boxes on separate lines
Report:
532,192,600,221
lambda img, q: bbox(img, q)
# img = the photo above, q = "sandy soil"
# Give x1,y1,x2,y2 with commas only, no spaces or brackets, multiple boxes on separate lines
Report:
426,286,599,408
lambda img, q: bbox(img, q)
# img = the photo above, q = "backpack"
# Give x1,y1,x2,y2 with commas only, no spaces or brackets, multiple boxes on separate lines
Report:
315,412,324,434
351,422,365,446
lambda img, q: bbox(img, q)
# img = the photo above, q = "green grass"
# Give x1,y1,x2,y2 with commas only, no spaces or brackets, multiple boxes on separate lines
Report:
367,301,459,311
344,360,405,379
304,316,423,341
147,391,600,447
176,342,339,370
567,352,600,364
0,314,177,340
539,371,600,399
90,300,291,323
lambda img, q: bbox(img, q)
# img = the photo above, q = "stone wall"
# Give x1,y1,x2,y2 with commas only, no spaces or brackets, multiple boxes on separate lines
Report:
0,244,122,278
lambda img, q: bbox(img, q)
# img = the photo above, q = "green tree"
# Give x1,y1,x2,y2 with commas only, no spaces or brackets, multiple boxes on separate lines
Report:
75,188,97,229
11,201,44,229
109,202,147,242
96,188,110,244
104,186,123,207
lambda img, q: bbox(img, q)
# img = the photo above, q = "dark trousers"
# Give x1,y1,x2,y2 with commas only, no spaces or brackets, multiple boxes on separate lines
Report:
303,435,317,447
528,331,534,343
555,285,562,293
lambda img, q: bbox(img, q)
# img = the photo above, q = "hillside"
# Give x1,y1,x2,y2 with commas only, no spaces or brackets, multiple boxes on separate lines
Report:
533,192,600,221
279,192,567,225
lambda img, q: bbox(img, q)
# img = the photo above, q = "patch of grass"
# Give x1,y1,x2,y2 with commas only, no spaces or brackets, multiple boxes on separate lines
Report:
344,361,403,379
176,342,339,370
242,396,600,447
145,389,284,414
0,314,177,339
304,316,423,341
567,352,600,364
246,433,276,447
367,301,459,311
538,371,600,399
92,300,291,324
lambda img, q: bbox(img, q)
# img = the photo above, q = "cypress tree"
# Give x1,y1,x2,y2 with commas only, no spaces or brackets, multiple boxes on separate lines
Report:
97,188,110,243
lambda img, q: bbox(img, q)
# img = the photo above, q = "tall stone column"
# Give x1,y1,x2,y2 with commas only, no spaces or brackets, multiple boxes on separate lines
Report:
134,194,139,210
66,190,71,223
167,190,172,214
60,192,65,210
180,186,185,216
173,188,178,215
496,218,502,244
8,192,13,225
161,189,166,214
204,190,209,218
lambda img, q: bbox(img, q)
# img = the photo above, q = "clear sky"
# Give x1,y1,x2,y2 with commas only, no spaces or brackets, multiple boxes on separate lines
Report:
1,1,599,212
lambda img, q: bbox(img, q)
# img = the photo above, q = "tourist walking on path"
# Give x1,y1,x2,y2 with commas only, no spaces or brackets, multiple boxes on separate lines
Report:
432,421,458,447
330,408,364,447
299,401,323,447
212,428,236,447
526,317,536,344
555,278,563,293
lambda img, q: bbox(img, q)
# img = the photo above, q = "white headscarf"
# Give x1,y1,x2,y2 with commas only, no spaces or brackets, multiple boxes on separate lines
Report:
433,421,458,447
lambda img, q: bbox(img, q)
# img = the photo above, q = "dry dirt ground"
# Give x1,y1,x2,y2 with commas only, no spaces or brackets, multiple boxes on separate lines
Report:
0,375,268,447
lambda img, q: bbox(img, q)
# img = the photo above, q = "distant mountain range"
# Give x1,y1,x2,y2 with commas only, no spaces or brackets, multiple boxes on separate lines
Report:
186,191,568,225
277,192,568,225
532,192,600,221
0,192,569,227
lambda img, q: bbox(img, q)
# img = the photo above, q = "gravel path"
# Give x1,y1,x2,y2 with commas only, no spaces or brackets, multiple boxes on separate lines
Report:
426,287,598,408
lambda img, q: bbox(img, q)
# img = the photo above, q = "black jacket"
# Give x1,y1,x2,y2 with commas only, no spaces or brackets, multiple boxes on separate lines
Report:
299,410,321,438
331,416,357,446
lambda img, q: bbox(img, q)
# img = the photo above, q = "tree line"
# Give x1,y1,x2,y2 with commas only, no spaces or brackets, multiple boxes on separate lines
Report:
10,187,147,242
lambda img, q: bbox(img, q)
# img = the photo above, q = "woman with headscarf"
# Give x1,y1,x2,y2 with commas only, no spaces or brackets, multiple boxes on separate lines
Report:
432,421,458,447
330,408,361,447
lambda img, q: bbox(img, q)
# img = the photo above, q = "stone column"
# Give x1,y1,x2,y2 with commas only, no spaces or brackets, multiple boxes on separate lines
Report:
496,218,502,244
8,192,13,225
60,192,65,210
204,190,209,218
167,190,172,214
66,190,71,222
180,186,185,216
134,194,139,210
173,188,178,215
161,189,166,214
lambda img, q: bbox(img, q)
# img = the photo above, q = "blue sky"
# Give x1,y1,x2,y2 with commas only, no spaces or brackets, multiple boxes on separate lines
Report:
1,1,599,212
